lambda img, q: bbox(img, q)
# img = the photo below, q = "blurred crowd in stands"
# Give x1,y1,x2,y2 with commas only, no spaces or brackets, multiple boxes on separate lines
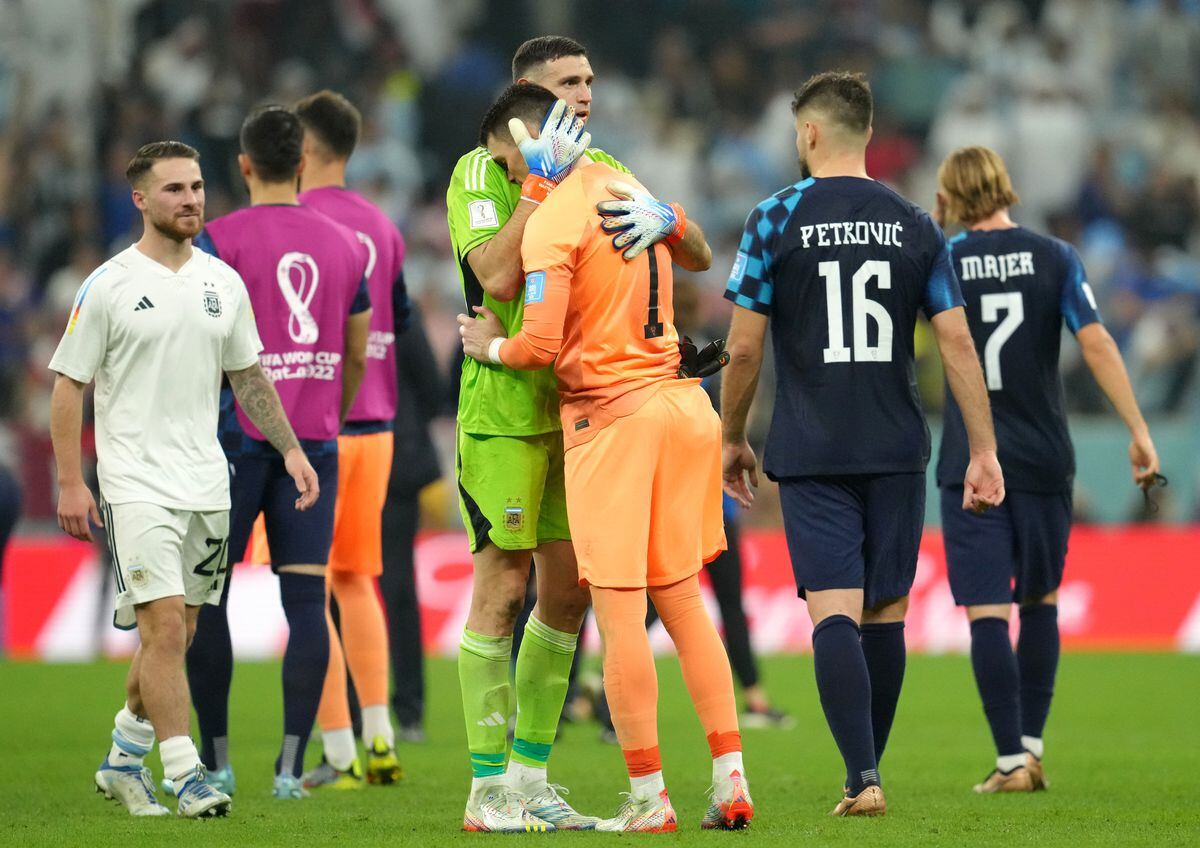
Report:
1,0,1197,529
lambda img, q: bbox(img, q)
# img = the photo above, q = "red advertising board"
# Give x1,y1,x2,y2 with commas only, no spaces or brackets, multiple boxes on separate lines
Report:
3,527,1198,659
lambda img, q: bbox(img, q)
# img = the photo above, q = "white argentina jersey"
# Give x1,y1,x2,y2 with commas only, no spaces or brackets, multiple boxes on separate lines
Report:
49,245,263,510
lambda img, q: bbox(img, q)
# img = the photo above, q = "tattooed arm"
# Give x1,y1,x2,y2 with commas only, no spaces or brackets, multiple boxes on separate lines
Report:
226,364,320,509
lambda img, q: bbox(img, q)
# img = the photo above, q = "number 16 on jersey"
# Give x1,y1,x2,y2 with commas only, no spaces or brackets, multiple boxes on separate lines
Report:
821,259,894,363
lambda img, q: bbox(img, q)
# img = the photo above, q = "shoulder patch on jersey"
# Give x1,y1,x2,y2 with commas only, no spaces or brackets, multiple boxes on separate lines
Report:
731,251,749,282
468,199,499,230
524,271,546,305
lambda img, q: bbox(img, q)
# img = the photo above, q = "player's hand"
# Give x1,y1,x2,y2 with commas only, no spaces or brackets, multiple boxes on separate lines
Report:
963,450,1005,513
1129,430,1160,490
596,181,687,261
457,306,507,363
284,447,320,511
722,439,759,509
511,99,590,202
58,481,102,542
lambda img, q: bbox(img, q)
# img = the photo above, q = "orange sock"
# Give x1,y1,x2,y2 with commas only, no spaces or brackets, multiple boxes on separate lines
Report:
648,575,740,754
591,587,660,768
329,570,390,709
317,593,352,731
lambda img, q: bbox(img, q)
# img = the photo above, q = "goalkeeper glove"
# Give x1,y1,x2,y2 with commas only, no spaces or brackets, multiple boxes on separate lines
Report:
510,99,590,204
677,337,730,379
596,181,688,260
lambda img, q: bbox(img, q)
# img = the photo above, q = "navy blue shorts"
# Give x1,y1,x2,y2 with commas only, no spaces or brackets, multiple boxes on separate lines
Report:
228,438,339,571
779,473,925,610
940,487,1071,606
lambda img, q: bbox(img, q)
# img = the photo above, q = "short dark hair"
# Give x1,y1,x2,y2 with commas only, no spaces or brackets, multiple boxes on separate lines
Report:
790,71,873,135
478,83,559,147
239,105,303,183
125,141,200,188
294,90,362,161
512,36,586,81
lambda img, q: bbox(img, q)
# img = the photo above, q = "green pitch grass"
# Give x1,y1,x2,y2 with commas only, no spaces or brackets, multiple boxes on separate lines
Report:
1,654,1197,847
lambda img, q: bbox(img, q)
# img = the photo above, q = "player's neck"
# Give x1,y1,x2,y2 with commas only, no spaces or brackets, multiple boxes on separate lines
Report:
248,180,300,206
809,150,869,179
967,209,1017,232
135,230,192,273
299,159,348,192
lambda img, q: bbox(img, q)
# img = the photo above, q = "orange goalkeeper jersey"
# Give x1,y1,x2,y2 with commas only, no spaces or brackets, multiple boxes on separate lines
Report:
498,162,680,449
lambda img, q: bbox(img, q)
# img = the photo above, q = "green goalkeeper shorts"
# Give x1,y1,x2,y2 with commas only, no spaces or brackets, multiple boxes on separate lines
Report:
456,427,572,553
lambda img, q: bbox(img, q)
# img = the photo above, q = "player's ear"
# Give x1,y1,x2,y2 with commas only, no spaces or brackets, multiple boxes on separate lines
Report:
237,153,252,180
130,188,146,212
296,152,307,176
864,125,874,146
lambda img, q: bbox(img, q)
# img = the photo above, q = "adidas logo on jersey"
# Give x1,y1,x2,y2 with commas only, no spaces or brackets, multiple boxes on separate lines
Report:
133,296,155,311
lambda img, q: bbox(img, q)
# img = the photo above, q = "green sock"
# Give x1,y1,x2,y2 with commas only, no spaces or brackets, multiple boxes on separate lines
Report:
511,616,578,769
459,628,513,779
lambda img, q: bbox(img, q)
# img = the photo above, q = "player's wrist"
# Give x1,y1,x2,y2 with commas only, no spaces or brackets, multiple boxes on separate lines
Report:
487,336,506,365
521,174,556,205
666,203,688,245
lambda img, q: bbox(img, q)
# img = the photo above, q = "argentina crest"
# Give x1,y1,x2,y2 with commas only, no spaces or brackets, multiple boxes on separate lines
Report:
204,288,222,317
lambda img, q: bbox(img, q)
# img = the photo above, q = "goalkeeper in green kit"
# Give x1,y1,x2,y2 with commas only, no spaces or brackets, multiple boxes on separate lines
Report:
446,36,714,832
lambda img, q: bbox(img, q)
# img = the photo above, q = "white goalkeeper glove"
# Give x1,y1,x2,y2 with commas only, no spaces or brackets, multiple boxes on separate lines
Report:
510,99,591,204
596,181,688,260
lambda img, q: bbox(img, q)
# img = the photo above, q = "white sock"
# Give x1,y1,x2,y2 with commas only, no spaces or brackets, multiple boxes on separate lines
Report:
1022,735,1044,759
159,736,202,787
322,726,357,771
506,760,548,794
361,704,395,750
471,775,506,798
109,704,155,767
997,753,1026,773
713,751,745,786
630,771,666,800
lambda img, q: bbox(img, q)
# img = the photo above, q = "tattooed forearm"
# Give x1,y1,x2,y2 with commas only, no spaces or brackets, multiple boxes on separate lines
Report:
226,364,301,456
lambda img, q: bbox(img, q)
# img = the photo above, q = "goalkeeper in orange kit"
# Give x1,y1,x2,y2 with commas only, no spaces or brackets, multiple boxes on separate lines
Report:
459,83,754,832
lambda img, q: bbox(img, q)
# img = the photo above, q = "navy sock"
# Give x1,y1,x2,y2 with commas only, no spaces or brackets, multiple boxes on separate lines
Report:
969,617,1023,757
186,598,233,770
275,572,329,778
1017,604,1060,741
860,621,906,765
812,615,878,793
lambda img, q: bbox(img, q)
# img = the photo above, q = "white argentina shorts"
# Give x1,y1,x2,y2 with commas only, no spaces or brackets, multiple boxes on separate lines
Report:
101,501,230,630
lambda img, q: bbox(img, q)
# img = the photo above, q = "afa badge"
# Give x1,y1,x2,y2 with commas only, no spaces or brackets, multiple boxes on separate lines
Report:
204,290,222,317
504,506,524,532
127,564,149,589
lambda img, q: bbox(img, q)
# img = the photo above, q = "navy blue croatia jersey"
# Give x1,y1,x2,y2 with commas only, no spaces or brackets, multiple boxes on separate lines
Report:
725,176,964,478
937,227,1101,494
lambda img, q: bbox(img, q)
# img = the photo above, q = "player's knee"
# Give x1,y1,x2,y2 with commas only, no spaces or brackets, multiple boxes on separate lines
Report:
863,594,909,624
471,582,527,631
539,582,590,629
1019,590,1057,608
140,608,188,657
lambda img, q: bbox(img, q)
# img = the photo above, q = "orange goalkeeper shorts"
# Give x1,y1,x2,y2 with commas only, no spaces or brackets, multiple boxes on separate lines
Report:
564,380,726,589
328,431,393,575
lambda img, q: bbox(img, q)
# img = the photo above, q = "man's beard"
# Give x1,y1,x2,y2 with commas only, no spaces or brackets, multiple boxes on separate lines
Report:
151,210,203,242
797,154,811,181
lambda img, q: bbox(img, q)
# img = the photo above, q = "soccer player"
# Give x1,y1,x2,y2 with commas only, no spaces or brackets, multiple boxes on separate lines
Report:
720,72,1005,817
291,89,407,789
933,146,1161,793
50,141,317,818
460,83,754,833
445,36,710,832
185,106,372,799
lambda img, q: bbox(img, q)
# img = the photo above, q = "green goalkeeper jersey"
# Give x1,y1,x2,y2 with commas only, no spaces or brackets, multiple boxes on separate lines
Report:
446,146,631,436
